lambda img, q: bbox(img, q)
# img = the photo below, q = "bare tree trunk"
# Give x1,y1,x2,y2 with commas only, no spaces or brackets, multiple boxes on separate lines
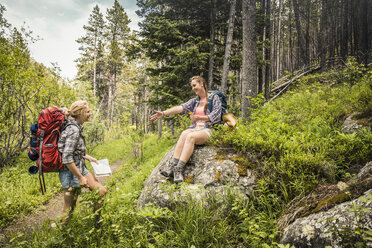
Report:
93,37,97,97
157,114,162,139
289,5,294,72
106,72,113,123
292,0,308,67
221,0,237,94
305,0,310,64
143,84,148,134
320,0,328,69
358,0,369,64
134,94,138,130
208,0,216,89
264,0,271,100
241,0,257,120
276,0,282,81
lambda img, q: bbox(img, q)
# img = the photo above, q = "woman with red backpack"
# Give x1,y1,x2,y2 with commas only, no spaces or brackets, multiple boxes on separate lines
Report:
150,76,222,183
58,100,107,226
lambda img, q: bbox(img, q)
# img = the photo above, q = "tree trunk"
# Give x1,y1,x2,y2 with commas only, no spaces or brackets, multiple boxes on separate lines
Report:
258,0,266,94
208,0,216,89
221,0,237,94
358,0,369,64
93,36,97,97
264,0,271,100
305,0,311,64
292,0,307,67
241,0,257,120
320,0,328,69
289,5,294,72
276,0,282,81
157,114,162,139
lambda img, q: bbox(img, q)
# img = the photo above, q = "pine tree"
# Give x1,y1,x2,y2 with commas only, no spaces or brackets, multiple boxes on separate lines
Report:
76,5,105,98
105,0,131,124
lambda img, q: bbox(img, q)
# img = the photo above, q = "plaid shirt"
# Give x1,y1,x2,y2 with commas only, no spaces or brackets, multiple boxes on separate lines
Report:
58,119,86,173
181,93,222,128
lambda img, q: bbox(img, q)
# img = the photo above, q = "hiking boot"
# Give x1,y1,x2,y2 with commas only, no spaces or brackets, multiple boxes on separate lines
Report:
173,168,184,184
160,158,179,178
160,168,174,178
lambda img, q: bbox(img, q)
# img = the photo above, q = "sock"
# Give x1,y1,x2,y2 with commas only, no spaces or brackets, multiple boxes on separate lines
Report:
171,158,179,167
175,160,186,170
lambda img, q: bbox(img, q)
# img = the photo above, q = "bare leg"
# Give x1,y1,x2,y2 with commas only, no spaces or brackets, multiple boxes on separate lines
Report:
173,129,194,159
85,172,107,227
85,172,107,196
179,130,209,163
62,187,78,226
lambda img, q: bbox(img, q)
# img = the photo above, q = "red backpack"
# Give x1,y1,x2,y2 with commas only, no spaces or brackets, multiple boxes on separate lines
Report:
28,107,67,194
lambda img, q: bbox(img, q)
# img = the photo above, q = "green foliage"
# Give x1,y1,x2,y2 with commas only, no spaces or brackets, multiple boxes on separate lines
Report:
83,120,106,152
0,155,60,229
4,65,372,247
212,65,372,201
0,9,77,167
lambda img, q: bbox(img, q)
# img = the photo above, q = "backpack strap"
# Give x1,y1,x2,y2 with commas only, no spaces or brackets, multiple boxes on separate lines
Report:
207,90,217,113
192,96,200,113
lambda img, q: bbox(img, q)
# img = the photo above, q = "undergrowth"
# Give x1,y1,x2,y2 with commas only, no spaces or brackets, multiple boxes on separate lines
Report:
212,63,371,201
4,64,372,247
0,132,133,231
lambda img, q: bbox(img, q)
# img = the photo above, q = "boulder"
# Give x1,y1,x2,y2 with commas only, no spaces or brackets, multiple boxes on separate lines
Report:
137,146,256,209
341,113,371,133
280,190,372,248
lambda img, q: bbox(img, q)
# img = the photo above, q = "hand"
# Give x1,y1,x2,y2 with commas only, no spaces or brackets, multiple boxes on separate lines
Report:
78,176,88,187
150,110,164,121
84,155,98,164
190,114,198,122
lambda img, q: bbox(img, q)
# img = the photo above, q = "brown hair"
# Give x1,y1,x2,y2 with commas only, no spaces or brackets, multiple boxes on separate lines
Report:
67,100,89,119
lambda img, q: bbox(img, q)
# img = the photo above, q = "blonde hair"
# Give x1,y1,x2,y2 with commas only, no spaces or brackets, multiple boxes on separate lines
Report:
190,76,208,112
68,100,89,119
190,76,208,92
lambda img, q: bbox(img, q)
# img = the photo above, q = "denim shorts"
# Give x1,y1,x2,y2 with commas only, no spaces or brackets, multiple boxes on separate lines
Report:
59,167,89,189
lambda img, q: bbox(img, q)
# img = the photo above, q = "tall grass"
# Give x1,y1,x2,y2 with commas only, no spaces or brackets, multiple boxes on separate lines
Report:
0,133,133,231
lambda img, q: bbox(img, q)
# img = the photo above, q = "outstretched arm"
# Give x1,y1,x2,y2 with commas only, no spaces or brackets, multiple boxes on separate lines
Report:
150,105,183,121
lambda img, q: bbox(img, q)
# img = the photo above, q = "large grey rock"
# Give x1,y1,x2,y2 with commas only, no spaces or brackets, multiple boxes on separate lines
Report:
357,161,372,180
341,114,364,133
137,146,256,208
280,190,372,248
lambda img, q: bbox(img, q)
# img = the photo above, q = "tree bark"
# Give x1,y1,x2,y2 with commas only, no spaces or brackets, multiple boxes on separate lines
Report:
358,0,369,64
93,36,97,97
319,0,328,69
276,0,282,81
208,0,216,89
264,0,271,100
306,0,311,63
241,0,257,120
292,0,308,67
341,0,348,61
221,0,237,94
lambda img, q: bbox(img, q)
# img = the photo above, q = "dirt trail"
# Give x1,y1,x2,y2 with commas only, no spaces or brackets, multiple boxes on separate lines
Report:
0,159,123,246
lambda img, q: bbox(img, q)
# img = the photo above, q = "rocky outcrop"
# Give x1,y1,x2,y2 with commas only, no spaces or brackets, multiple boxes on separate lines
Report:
279,161,372,247
341,112,371,133
137,146,256,209
280,190,372,248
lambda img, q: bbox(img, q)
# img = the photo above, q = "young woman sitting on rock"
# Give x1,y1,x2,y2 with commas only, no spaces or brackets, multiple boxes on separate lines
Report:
150,76,222,183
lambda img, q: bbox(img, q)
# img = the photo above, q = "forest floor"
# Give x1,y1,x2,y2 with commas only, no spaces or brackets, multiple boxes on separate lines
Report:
0,159,123,245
